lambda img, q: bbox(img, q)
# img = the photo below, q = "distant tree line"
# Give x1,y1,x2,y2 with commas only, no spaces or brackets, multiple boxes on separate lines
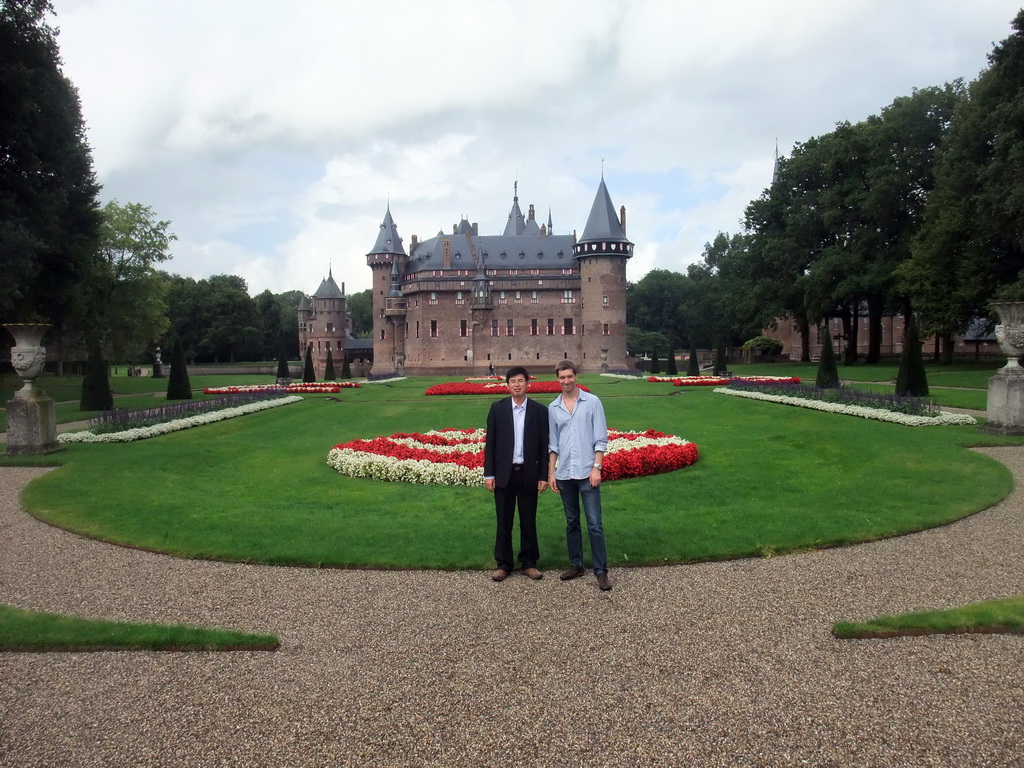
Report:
628,10,1024,366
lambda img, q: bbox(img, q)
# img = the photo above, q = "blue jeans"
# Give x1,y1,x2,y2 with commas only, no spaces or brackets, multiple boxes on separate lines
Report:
557,478,607,574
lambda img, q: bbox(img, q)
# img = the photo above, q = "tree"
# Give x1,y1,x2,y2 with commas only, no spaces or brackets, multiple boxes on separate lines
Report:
324,347,336,380
815,328,840,389
650,346,661,374
347,289,372,338
302,345,315,383
687,343,700,376
666,346,678,376
74,200,173,363
166,342,192,400
895,314,929,396
341,355,352,380
79,341,112,411
275,356,289,382
1,0,102,347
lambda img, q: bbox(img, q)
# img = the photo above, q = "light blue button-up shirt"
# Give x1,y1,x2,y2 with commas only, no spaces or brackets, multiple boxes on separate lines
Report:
512,400,526,464
548,390,608,481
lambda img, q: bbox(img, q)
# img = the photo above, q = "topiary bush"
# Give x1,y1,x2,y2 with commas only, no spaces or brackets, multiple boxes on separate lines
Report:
742,335,784,357
341,356,352,380
80,343,113,411
687,343,700,376
666,346,678,376
166,343,192,400
324,347,336,380
896,314,929,397
815,328,840,389
302,345,316,383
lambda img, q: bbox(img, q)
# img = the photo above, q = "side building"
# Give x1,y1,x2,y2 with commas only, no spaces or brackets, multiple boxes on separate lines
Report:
366,177,634,376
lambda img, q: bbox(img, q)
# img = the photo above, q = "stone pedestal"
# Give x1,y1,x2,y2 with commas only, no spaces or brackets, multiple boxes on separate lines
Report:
5,390,61,455
980,370,1024,435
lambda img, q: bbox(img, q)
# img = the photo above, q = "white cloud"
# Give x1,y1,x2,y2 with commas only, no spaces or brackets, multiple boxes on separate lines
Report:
50,0,1024,297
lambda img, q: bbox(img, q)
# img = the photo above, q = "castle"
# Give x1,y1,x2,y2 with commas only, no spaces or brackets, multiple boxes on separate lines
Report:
299,176,634,377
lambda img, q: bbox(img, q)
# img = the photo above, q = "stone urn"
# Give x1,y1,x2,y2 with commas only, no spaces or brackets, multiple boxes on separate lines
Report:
992,301,1024,373
3,322,60,454
4,323,50,397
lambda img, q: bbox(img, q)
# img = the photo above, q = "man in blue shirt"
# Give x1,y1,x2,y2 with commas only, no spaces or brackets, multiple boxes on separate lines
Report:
547,360,612,591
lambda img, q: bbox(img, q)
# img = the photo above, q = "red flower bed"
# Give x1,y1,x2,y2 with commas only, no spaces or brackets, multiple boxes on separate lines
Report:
425,381,589,396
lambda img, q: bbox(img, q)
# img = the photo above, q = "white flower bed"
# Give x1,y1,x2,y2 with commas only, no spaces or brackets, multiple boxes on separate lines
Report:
363,377,406,385
600,373,644,379
57,396,303,443
714,387,977,426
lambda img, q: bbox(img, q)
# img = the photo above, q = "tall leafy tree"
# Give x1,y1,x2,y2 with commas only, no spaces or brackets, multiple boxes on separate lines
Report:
75,201,174,363
1,0,101,342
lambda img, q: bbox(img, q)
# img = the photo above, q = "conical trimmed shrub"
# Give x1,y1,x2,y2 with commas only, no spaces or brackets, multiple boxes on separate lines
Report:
713,342,727,375
302,345,316,383
815,327,840,389
166,343,192,400
666,346,678,376
687,344,700,376
341,356,352,380
276,356,289,381
80,343,113,411
896,314,929,397
650,347,661,375
324,347,336,380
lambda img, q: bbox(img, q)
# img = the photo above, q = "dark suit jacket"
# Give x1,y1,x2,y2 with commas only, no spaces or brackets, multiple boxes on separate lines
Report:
484,396,549,488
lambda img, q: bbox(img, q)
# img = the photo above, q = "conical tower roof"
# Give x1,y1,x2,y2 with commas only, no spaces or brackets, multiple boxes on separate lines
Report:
578,176,629,244
502,182,526,237
369,206,406,255
313,269,345,299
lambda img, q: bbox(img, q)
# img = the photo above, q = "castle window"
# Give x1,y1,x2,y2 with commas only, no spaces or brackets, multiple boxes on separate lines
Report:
514,291,522,304
498,291,508,304
561,290,575,304
602,323,610,336
562,319,575,336
326,323,335,332
507,319,515,337
546,319,554,336
531,269,539,276
531,319,538,336
602,295,608,306
430,320,438,338
562,268,573,276
429,292,438,306
379,329,386,340
456,291,465,305
460,320,468,338
491,319,499,337
509,269,518,276
416,321,420,339
531,291,538,304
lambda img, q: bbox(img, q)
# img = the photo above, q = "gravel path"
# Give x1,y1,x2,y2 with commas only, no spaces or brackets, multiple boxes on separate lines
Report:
1,449,1022,767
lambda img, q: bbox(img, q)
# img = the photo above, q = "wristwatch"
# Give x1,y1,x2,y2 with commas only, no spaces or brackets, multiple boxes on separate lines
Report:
594,464,602,470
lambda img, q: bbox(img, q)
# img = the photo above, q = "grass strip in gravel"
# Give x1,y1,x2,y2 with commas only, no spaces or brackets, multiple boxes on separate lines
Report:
832,596,1024,639
0,604,279,652
18,377,1023,569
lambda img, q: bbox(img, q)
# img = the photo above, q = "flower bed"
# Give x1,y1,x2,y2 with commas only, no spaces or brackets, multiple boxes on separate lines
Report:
204,382,360,395
646,375,801,386
327,427,698,485
715,388,976,426
58,396,304,443
424,381,589,396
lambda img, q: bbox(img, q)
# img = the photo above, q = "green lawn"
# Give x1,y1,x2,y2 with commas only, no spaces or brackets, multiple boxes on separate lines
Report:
0,604,278,652
833,596,1024,639
16,375,1020,570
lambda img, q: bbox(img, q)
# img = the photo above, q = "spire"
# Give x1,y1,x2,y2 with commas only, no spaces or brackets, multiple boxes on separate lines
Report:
772,138,781,187
578,176,628,244
547,207,553,235
502,180,526,236
369,204,406,255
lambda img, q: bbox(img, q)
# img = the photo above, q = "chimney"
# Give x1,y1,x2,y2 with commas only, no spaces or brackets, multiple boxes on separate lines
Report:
411,234,419,248
620,205,626,234
528,204,535,221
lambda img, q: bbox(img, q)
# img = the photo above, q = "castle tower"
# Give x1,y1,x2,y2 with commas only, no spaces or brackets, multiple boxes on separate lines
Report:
301,269,347,379
366,205,407,374
573,176,633,372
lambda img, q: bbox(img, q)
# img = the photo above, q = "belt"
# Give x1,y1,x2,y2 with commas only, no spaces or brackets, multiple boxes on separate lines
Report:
511,464,524,470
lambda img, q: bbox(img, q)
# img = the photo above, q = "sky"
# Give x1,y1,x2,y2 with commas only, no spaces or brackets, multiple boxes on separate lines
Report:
49,0,1023,297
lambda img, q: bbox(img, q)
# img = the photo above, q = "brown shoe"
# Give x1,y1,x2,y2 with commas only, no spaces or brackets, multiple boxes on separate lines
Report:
522,567,543,580
491,569,510,582
559,566,585,581
596,572,612,591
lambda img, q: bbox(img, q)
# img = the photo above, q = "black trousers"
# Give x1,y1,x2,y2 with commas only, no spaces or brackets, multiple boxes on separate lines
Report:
493,467,540,571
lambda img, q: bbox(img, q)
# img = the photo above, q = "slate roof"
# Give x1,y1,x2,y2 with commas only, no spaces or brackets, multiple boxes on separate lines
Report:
578,176,629,244
312,271,345,299
369,206,406,255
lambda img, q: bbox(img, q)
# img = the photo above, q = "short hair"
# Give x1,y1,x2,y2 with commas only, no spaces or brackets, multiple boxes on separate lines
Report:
505,366,529,383
555,360,578,375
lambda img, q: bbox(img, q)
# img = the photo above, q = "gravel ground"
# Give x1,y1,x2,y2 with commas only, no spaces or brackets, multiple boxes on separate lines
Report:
1,448,1023,768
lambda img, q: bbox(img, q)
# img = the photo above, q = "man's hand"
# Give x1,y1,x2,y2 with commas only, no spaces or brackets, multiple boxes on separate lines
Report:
485,478,496,493
589,467,602,488
537,480,548,492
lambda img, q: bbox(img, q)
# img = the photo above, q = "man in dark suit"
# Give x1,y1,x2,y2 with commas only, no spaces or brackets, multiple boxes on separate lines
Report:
484,366,549,581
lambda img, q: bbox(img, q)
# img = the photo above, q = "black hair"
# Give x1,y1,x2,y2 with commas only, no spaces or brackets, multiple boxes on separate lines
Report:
505,366,529,382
